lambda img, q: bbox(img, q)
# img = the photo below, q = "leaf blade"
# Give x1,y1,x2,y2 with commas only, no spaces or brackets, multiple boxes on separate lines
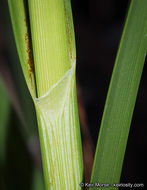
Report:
90,0,147,189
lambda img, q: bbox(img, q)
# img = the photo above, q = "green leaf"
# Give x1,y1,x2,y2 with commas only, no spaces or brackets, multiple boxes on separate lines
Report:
8,0,36,98
90,0,147,189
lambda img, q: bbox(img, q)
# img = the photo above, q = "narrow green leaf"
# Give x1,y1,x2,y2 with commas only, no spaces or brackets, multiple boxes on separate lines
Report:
8,0,36,97
90,0,147,189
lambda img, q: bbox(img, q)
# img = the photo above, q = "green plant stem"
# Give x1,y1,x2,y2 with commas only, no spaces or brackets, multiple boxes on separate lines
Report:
90,0,147,189
28,0,71,96
8,0,83,189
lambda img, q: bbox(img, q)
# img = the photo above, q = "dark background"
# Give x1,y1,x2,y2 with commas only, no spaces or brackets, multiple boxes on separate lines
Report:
0,0,146,189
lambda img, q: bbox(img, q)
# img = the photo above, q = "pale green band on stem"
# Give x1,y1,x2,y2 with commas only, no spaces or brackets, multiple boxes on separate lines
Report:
35,62,83,190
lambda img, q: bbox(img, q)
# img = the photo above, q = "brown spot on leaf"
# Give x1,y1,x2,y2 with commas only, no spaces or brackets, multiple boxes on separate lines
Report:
24,18,27,26
24,18,34,86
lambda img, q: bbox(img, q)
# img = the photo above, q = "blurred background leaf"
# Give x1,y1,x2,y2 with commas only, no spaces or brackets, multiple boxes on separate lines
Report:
0,78,10,165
